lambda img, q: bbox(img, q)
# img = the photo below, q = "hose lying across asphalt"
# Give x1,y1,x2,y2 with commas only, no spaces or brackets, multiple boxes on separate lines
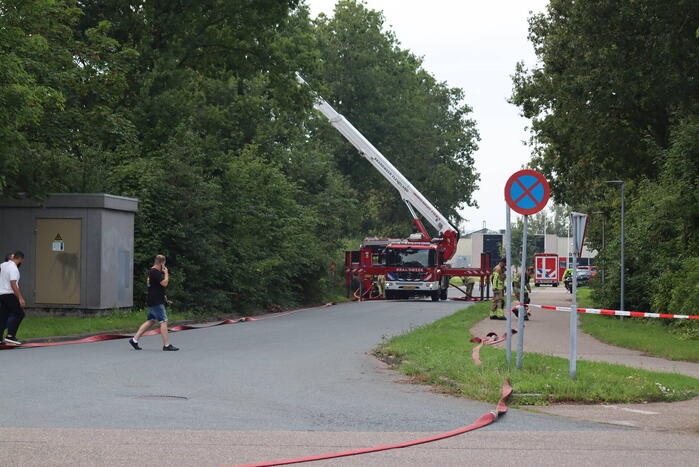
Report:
230,380,512,467
228,328,513,467
0,304,336,350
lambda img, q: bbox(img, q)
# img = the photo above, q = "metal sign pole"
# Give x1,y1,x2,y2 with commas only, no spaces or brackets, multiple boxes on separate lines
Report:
620,182,625,320
505,206,512,363
568,211,588,380
570,250,578,379
516,214,528,369
504,169,550,370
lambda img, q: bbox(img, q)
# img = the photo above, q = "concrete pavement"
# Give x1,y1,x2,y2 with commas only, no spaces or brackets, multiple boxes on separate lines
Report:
1,427,697,467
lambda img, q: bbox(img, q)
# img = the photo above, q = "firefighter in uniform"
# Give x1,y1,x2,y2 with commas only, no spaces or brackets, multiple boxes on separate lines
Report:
464,276,475,298
376,274,386,298
490,259,507,320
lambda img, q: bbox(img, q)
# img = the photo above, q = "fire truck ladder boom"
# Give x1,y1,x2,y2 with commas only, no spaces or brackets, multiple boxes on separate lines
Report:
298,75,456,246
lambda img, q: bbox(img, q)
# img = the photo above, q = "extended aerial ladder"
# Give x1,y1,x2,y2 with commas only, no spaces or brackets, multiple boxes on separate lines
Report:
297,75,459,261
298,75,490,301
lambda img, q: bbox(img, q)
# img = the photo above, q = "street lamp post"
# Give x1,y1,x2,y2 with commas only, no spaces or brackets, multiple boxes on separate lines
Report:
605,181,625,313
592,211,605,283
566,222,570,269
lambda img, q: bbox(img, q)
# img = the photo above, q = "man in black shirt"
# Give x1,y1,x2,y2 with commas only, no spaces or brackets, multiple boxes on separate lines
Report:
129,255,179,351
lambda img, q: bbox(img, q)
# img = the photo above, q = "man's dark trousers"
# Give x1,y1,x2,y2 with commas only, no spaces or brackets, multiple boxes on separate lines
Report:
0,294,24,337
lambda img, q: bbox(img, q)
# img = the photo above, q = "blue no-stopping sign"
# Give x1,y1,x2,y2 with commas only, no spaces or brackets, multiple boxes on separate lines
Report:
504,170,550,215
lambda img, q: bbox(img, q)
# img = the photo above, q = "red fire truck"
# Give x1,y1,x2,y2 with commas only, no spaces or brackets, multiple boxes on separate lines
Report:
300,76,491,301
534,253,560,287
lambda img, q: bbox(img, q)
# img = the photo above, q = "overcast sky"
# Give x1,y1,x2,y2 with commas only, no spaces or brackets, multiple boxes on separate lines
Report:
306,0,550,232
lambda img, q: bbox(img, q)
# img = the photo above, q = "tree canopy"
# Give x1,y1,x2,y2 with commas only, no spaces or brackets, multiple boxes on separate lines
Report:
0,0,480,311
512,0,698,336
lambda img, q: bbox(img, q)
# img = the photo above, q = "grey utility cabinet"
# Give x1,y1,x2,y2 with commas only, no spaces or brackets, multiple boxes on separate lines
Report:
0,194,138,314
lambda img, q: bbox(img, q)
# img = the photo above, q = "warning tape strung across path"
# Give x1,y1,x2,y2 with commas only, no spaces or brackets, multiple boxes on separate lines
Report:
0,303,337,350
528,304,699,320
229,380,512,467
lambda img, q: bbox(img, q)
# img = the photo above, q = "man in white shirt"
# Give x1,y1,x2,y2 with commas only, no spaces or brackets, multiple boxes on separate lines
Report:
0,251,26,345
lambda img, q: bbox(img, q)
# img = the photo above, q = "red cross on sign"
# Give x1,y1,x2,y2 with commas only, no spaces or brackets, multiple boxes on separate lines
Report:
504,170,550,215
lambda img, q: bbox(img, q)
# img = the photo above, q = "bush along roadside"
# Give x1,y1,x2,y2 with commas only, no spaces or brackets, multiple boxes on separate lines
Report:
374,302,699,406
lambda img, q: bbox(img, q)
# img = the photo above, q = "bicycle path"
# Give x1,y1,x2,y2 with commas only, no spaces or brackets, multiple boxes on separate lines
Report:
470,286,699,432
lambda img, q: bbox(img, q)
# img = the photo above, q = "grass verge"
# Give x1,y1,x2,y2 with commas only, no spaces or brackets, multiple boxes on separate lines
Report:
577,288,699,362
17,310,200,340
375,302,699,405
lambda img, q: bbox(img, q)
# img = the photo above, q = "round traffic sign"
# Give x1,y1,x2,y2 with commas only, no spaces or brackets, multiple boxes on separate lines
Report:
504,169,550,215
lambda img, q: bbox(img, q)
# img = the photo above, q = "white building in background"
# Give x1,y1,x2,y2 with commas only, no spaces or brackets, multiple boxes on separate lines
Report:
451,229,597,269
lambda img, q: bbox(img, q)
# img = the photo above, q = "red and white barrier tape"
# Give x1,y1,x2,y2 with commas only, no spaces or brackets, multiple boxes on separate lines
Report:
528,304,698,320
229,380,512,467
0,303,337,351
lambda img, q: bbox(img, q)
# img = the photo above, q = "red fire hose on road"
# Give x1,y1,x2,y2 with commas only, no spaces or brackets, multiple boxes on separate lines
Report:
0,303,336,351
228,328,513,467
229,379,512,467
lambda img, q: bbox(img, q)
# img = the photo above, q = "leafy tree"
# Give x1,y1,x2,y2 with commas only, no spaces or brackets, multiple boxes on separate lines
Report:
309,0,479,237
592,116,699,315
654,257,699,339
528,205,569,237
0,0,138,197
513,1,698,336
0,0,483,313
511,0,699,205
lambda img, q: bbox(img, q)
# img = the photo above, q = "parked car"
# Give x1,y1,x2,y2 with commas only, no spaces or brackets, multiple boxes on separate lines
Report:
564,268,591,292
578,265,598,277
576,268,592,285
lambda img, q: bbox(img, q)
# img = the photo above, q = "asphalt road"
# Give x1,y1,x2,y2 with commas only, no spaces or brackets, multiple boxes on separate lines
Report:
2,298,697,466
1,299,601,432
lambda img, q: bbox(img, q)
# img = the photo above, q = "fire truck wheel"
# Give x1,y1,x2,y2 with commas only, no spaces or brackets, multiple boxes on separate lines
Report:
553,282,559,287
431,292,440,302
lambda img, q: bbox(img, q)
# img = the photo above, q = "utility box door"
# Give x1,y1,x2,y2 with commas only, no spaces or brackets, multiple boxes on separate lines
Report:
36,218,81,304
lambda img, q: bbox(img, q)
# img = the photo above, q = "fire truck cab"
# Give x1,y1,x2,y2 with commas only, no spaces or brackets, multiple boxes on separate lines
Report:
383,242,445,300
345,238,448,301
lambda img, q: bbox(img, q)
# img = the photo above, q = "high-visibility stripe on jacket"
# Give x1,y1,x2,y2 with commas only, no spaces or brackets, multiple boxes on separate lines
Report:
491,265,506,290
